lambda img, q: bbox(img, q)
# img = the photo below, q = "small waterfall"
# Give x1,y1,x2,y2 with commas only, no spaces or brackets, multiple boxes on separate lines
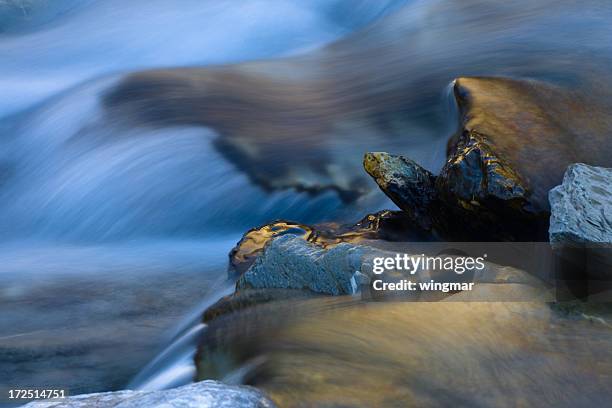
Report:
127,280,236,391
0,2,410,391
0,75,360,242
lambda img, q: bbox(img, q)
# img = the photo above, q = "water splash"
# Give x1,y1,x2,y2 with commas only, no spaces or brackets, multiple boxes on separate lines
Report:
127,280,236,391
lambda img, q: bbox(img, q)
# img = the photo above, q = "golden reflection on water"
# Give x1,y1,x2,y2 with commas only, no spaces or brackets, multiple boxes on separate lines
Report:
199,294,612,407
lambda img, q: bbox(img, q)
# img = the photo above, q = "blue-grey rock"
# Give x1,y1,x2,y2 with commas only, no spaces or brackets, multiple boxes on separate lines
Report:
237,234,369,295
234,234,549,301
20,380,276,408
549,164,612,244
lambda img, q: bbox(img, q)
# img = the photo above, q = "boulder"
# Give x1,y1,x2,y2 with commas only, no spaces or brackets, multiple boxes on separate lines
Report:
364,150,543,240
197,299,612,408
363,75,612,241
450,77,612,213
228,210,428,278
20,380,275,408
549,163,612,245
237,235,369,295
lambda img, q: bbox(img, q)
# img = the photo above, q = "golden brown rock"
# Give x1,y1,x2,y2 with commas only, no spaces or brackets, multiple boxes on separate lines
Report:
450,77,612,212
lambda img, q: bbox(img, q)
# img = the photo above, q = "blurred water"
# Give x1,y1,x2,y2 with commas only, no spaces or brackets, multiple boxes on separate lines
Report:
0,237,233,403
0,0,410,243
0,0,407,400
0,80,361,241
0,0,408,116
1,0,612,402
195,298,612,407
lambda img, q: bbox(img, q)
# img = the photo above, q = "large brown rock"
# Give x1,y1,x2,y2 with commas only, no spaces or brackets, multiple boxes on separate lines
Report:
450,77,612,213
365,76,612,240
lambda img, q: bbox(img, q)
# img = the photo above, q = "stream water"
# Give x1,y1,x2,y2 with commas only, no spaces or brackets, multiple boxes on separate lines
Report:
1,0,612,406
0,1,408,404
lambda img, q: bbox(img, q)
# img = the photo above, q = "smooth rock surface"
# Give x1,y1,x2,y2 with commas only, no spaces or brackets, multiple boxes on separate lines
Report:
237,235,369,295
228,210,428,278
451,77,612,213
20,380,275,408
549,164,612,244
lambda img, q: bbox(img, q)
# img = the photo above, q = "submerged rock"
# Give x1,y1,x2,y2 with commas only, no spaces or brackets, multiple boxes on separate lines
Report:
203,289,316,323
20,380,275,407
549,164,612,245
197,299,612,407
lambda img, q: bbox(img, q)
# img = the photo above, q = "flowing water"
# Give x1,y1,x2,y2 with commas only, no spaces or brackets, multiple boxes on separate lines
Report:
0,1,408,403
1,0,612,406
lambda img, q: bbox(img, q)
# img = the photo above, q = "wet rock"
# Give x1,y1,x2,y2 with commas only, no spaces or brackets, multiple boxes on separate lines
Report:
363,75,612,240
437,130,529,214
232,232,548,302
237,235,369,295
450,77,612,213
364,152,439,230
20,380,275,408
228,210,430,278
549,163,612,244
437,129,548,239
228,221,315,278
548,165,612,299
364,150,543,240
